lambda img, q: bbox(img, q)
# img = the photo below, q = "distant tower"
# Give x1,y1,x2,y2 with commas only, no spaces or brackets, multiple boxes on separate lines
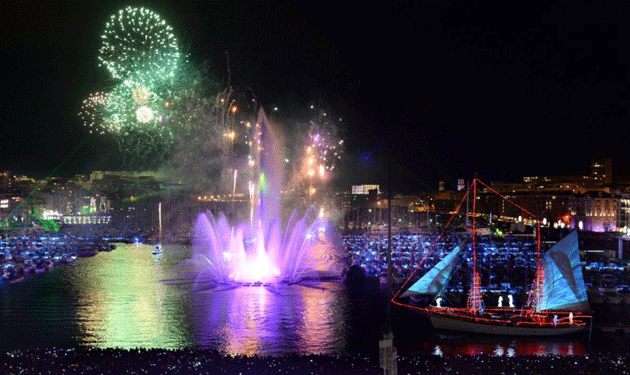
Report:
438,181,445,191
591,159,612,185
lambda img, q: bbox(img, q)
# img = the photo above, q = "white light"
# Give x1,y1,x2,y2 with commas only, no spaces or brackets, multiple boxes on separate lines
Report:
135,106,154,123
132,86,151,104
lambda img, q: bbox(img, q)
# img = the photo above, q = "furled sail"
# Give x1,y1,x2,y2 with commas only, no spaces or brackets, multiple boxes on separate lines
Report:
538,230,590,312
401,244,463,297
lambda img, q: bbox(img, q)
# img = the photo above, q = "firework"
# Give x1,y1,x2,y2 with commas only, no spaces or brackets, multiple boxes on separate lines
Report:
132,85,151,104
101,80,171,133
135,105,154,123
85,7,258,174
98,6,181,80
78,91,109,135
304,106,345,175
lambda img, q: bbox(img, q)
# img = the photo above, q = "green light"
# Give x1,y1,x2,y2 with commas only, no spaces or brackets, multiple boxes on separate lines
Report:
98,6,180,80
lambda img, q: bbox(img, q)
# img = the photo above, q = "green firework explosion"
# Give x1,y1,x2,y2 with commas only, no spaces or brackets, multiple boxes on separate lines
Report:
98,6,181,80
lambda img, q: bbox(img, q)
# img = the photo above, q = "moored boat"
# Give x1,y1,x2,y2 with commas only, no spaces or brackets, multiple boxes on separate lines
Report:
394,179,592,336
77,247,98,257
9,276,25,284
152,202,163,255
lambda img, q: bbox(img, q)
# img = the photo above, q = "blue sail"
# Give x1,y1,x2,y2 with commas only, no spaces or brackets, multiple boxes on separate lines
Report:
538,230,590,312
401,245,462,297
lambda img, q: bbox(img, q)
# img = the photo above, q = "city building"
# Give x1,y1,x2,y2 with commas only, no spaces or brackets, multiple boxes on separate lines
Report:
616,191,630,235
570,191,617,232
477,189,573,226
351,184,380,195
590,158,613,185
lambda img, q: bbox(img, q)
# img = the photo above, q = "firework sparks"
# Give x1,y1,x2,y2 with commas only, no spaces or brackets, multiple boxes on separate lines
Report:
78,91,109,135
98,6,181,80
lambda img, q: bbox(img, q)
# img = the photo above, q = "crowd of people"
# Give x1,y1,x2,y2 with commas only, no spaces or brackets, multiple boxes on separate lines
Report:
0,347,628,375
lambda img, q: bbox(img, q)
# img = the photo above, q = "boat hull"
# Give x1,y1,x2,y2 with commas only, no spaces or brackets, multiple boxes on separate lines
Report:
428,312,586,336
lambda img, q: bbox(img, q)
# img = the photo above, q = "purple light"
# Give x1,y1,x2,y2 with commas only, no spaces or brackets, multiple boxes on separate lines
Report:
188,110,342,285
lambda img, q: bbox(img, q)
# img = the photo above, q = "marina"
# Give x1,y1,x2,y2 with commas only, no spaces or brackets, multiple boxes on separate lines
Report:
1,234,114,284
0,234,628,355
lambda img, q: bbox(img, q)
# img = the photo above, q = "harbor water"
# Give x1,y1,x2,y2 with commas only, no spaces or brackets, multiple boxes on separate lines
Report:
0,243,628,356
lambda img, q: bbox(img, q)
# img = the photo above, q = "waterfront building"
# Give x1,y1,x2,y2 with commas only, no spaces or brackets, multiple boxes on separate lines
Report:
569,191,617,232
616,191,630,235
570,191,617,232
494,175,595,193
432,189,464,215
352,184,380,195
0,195,26,223
476,189,573,226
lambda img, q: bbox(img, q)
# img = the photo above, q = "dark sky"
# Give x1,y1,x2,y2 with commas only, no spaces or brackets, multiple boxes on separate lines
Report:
2,1,630,193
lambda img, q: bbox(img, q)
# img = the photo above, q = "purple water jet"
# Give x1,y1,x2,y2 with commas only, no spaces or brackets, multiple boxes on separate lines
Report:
188,110,342,285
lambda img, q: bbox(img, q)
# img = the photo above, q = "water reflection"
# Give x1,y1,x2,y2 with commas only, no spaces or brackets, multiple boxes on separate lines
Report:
420,339,584,357
193,282,348,356
71,244,191,348
0,243,600,355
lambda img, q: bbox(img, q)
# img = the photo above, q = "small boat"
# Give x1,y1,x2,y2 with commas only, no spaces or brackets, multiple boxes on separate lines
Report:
152,202,163,255
152,245,162,255
9,276,25,284
2,267,13,279
98,242,115,252
77,247,98,257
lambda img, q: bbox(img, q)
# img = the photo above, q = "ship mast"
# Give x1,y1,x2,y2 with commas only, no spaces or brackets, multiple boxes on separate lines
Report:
467,179,484,314
527,220,544,313
158,202,162,246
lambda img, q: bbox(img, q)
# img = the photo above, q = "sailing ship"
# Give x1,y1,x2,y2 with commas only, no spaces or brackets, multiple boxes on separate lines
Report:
152,202,163,255
393,179,591,336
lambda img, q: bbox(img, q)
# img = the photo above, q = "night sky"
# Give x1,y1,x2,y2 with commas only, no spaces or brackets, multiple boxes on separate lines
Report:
2,1,630,193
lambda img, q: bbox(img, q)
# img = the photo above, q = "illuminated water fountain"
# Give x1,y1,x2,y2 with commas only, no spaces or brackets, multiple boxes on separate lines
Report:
188,110,342,286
